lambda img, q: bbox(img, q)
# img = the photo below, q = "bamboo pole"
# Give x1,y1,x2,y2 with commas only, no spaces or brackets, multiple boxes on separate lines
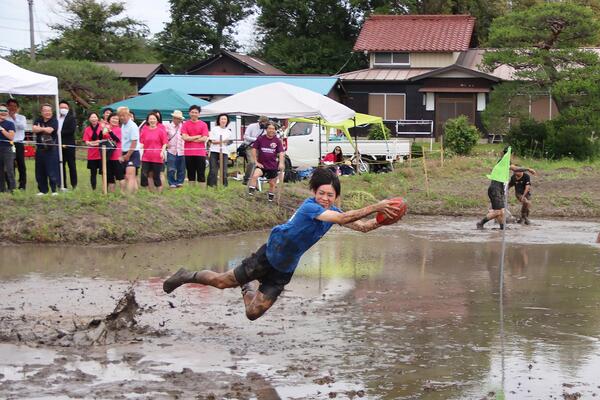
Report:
422,145,430,197
219,134,223,187
101,145,108,195
276,170,285,205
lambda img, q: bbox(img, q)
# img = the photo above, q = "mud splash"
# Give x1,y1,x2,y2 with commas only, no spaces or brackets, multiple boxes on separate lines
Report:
0,286,163,347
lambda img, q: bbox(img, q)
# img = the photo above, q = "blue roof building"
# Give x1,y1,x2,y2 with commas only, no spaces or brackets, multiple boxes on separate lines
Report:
139,75,345,101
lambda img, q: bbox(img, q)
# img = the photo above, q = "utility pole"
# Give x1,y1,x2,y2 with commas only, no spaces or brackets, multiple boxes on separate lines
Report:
28,0,35,60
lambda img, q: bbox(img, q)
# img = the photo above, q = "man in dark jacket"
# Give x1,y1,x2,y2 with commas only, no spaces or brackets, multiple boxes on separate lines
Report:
58,100,77,189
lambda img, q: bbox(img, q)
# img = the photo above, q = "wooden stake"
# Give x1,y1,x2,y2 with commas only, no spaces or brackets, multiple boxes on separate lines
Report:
219,134,223,187
276,170,285,205
440,139,444,167
422,145,430,197
101,145,108,195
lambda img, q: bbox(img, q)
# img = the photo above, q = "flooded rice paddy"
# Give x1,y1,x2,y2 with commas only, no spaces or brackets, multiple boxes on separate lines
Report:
0,216,599,399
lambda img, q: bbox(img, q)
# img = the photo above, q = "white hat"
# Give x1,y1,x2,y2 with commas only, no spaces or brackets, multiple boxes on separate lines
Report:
171,110,184,119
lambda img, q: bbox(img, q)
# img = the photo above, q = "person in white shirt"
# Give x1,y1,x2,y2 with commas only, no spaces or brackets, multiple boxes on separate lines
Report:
242,115,268,184
6,99,27,190
207,114,233,187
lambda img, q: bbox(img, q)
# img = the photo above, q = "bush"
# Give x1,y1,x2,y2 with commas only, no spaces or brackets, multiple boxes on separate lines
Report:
506,119,549,158
443,115,480,155
367,123,391,140
546,115,600,160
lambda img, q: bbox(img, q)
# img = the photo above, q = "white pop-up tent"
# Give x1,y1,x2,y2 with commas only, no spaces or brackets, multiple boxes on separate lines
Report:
201,82,355,123
0,58,64,189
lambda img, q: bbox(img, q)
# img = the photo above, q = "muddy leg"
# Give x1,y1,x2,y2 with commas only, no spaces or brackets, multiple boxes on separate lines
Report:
163,268,239,294
241,283,275,321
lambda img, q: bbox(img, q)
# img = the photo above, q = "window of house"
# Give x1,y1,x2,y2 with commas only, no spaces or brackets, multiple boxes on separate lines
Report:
368,94,406,121
373,52,410,66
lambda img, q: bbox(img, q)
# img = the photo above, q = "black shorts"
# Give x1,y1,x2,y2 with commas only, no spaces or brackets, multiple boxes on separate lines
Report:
257,167,278,180
107,159,124,183
233,244,293,300
488,184,505,210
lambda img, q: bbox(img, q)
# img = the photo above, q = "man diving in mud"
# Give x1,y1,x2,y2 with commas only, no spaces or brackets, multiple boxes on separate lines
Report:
163,168,403,321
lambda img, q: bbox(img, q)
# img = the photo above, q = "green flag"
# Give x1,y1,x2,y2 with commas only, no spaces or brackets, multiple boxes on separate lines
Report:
487,147,511,183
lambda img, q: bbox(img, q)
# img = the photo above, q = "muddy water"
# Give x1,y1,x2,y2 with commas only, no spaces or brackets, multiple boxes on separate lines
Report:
1,216,599,399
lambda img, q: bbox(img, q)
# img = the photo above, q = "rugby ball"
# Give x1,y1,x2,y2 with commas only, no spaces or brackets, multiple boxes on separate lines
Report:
376,197,407,225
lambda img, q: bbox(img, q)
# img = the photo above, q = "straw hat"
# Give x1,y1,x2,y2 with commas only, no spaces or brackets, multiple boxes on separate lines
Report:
171,110,184,120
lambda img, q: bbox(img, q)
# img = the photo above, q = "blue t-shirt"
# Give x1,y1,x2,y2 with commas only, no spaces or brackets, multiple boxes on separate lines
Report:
121,119,140,152
266,197,341,273
0,120,16,147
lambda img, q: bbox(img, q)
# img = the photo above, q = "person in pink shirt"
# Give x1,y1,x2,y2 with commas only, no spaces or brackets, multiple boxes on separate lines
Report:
139,112,168,192
82,112,102,190
104,113,123,193
181,105,209,185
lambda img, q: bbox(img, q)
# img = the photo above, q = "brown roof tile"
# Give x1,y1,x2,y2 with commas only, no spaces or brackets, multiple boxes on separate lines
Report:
336,68,435,81
354,15,475,52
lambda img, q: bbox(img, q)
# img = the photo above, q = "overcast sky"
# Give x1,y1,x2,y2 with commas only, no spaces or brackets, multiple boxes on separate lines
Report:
1,0,256,55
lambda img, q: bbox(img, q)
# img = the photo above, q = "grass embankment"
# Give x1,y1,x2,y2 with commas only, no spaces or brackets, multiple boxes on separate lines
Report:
1,146,599,244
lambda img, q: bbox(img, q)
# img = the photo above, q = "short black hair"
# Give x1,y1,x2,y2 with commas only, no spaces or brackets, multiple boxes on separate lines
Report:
150,109,163,123
59,99,70,107
6,99,19,106
217,113,229,126
309,167,341,197
102,107,114,114
189,105,201,112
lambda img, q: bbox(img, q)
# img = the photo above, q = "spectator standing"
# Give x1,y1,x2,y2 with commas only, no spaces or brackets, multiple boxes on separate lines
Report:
248,122,285,201
82,112,102,190
139,112,168,192
0,104,16,192
101,107,114,127
207,114,233,187
181,105,209,186
118,106,141,194
242,115,268,184
104,113,123,193
6,99,27,190
58,100,78,190
32,104,60,195
165,110,185,188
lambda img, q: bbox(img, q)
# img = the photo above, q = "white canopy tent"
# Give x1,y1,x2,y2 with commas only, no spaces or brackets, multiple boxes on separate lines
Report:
0,58,64,189
201,82,355,123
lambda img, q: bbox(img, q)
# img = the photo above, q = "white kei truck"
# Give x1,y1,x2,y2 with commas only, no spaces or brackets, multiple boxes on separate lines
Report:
283,121,411,173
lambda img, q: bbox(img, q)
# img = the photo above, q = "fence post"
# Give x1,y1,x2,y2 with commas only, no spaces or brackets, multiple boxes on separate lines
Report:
219,134,223,187
440,136,444,168
101,145,108,195
422,145,430,197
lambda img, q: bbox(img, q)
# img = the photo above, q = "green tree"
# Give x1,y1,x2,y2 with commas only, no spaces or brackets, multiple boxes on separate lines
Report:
41,0,156,62
155,0,256,72
255,0,364,74
17,59,134,111
482,2,600,160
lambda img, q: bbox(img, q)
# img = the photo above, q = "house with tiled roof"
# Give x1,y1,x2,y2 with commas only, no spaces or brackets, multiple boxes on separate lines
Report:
338,14,557,139
186,50,285,76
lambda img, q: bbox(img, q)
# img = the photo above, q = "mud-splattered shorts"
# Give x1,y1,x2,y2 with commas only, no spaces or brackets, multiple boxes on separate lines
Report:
233,244,293,300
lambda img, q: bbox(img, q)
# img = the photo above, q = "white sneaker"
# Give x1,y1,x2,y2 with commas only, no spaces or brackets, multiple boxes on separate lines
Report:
36,192,46,196
51,192,58,196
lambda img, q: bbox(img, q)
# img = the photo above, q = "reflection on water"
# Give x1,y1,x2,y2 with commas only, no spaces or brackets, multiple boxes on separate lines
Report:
1,217,600,399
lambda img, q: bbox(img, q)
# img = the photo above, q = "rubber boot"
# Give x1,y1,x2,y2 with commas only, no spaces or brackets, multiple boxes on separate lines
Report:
163,268,197,294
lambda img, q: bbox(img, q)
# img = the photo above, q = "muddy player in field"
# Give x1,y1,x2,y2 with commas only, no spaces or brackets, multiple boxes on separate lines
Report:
163,168,403,320
508,170,533,225
477,149,536,230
